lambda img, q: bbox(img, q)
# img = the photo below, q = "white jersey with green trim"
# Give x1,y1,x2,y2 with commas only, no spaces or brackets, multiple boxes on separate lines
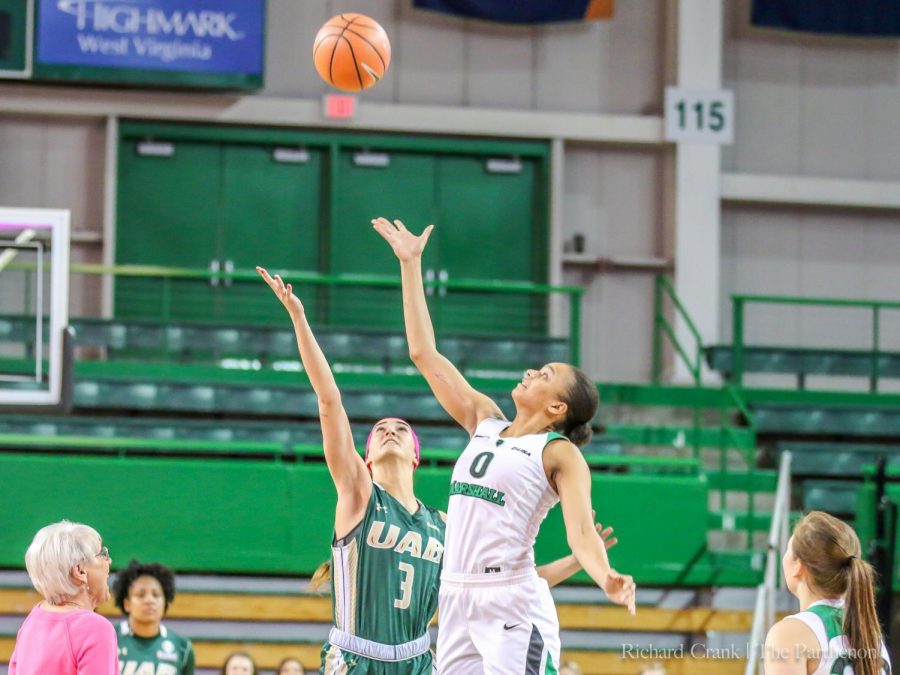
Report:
785,598,892,675
443,417,563,576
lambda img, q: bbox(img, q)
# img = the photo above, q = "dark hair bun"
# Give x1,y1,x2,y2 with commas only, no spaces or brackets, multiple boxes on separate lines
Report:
568,421,593,448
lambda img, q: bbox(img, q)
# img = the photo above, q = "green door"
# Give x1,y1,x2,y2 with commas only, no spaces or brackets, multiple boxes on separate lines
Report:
116,140,220,321
434,155,545,336
329,149,437,329
219,144,325,325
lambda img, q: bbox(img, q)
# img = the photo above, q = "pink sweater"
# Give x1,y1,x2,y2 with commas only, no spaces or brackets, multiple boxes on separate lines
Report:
9,604,118,675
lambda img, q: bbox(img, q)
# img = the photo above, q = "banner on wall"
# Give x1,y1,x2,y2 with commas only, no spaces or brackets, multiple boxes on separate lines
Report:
34,0,265,88
412,0,614,24
752,0,900,36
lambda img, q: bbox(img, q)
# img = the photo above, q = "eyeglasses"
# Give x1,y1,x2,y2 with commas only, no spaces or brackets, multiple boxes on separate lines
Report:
96,546,110,561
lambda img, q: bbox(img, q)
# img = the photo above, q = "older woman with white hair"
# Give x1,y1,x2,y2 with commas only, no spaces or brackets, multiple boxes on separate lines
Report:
9,520,118,675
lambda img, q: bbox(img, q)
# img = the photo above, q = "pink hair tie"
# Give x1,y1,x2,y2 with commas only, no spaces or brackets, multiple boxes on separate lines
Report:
365,418,421,469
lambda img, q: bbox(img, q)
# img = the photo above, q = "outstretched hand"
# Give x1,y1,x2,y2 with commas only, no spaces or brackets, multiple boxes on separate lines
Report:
257,266,304,317
603,568,636,615
593,510,618,551
372,217,434,262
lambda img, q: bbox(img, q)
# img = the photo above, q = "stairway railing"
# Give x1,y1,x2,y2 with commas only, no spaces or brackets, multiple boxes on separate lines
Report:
745,451,792,675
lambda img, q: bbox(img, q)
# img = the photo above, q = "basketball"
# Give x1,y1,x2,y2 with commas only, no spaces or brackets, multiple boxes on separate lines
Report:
313,14,391,92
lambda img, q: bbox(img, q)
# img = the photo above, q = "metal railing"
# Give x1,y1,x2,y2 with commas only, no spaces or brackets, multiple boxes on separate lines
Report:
653,275,704,386
7,261,585,365
653,277,760,543
745,451,792,675
731,294,900,391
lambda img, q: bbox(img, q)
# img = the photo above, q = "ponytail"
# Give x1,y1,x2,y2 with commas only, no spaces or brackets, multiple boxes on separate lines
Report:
556,365,599,448
791,511,886,675
844,557,883,675
310,560,331,593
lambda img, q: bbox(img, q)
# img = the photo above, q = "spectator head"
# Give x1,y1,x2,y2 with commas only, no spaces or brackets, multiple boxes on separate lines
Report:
24,520,112,608
277,657,305,675
222,651,257,675
113,559,177,626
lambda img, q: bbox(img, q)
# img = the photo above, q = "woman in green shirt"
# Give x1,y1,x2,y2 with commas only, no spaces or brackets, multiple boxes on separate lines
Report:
113,560,195,675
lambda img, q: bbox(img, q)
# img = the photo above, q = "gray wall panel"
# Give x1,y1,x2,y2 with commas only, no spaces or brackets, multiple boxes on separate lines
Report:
721,208,900,357
0,118,104,233
261,0,662,116
725,0,900,181
464,23,535,109
394,3,466,106
563,145,662,380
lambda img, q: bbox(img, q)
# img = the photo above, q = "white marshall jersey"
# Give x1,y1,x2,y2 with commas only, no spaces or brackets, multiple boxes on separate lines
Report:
443,417,564,576
785,599,892,675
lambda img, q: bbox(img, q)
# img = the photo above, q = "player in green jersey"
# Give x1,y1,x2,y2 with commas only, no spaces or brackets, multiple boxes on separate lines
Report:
764,511,891,675
258,267,614,674
113,560,195,675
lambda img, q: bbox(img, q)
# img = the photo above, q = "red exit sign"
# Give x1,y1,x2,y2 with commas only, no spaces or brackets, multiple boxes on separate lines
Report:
323,94,357,120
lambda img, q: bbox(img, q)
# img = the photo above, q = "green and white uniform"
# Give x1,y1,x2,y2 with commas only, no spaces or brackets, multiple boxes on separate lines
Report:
321,482,446,674
438,418,565,675
115,621,195,675
785,599,892,675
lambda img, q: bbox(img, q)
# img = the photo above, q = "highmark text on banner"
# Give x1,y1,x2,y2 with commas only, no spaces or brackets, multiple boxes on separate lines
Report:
36,0,264,75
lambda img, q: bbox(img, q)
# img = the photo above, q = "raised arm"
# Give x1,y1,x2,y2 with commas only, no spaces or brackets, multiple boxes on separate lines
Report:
545,440,636,614
536,514,617,588
257,267,371,531
372,218,502,435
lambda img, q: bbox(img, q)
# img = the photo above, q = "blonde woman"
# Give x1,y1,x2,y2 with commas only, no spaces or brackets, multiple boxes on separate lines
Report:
10,520,117,675
764,511,891,675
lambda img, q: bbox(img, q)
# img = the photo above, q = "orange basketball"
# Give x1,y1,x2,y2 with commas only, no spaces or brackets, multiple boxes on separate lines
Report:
313,13,391,92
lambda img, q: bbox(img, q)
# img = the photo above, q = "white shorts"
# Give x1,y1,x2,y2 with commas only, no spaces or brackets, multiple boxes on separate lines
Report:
436,568,560,675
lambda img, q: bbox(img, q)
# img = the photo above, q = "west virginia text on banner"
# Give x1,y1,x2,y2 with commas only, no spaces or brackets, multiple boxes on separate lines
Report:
752,0,900,37
413,0,613,24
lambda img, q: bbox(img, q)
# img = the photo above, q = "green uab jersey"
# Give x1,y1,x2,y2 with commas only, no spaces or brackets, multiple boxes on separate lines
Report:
788,599,891,675
321,482,445,674
115,621,195,675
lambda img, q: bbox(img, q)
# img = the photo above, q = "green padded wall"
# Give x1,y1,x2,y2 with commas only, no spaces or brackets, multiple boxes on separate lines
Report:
0,454,707,585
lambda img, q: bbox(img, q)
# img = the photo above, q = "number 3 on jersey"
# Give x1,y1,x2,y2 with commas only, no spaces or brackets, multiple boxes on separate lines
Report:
469,451,495,478
394,562,414,609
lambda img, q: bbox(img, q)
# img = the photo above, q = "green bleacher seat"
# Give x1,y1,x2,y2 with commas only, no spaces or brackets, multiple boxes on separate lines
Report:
776,441,900,477
706,345,900,380
753,404,900,437
0,314,567,374
802,480,860,515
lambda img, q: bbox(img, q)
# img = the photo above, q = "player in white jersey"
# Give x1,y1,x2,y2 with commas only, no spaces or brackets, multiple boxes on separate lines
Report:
375,218,636,675
764,511,891,675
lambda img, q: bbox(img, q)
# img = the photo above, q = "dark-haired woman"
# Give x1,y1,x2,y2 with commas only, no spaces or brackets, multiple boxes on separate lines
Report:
113,560,195,675
375,217,636,674
764,511,891,675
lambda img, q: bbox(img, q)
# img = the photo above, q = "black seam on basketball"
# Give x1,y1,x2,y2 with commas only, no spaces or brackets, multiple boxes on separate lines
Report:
328,35,342,87
313,34,341,60
343,36,365,90
340,16,361,36
341,27,386,71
